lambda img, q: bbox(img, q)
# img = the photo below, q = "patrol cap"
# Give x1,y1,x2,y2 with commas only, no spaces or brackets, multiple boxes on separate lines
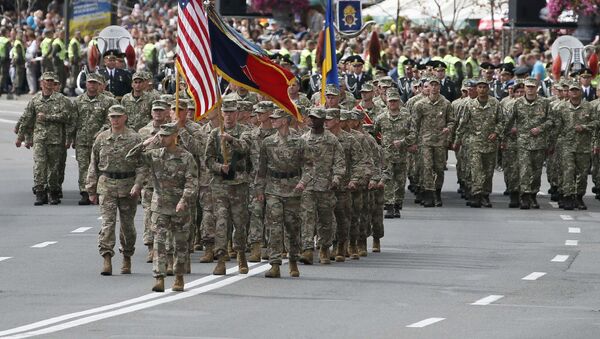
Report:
569,81,582,90
221,99,238,112
340,109,353,121
237,101,254,112
108,105,127,116
170,100,188,110
378,77,393,87
254,101,275,113
513,79,525,89
160,94,174,102
308,107,326,119
360,83,374,92
325,84,340,96
475,78,488,85
86,72,104,83
352,109,365,121
325,108,340,120
152,99,169,110
41,71,57,81
386,88,401,101
157,122,179,136
524,78,538,87
132,72,145,81
558,79,570,90
427,77,441,85
269,108,288,119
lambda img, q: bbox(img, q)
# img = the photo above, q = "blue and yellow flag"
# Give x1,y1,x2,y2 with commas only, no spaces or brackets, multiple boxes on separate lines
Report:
320,0,339,105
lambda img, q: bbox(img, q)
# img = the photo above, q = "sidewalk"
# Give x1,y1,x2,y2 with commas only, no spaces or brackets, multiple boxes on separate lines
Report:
0,93,36,102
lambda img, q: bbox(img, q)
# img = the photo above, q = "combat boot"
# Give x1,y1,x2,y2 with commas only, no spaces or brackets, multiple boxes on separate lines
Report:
101,254,112,276
372,238,381,253
261,248,269,260
422,191,435,207
335,242,345,262
49,191,60,205
384,204,394,219
227,240,236,258
519,194,531,210
289,260,300,277
238,251,249,274
185,254,191,274
78,192,91,205
358,239,368,257
264,263,281,278
394,203,401,218
319,247,331,264
530,194,540,209
508,192,519,208
194,244,203,251
349,242,359,260
248,242,262,262
577,194,587,210
470,194,481,208
166,255,174,276
434,189,443,207
146,245,153,263
329,245,337,260
121,256,131,274
558,194,565,209
34,190,47,206
213,255,226,275
222,252,231,262
299,249,314,265
199,244,215,263
172,275,184,291
481,194,492,208
152,277,165,292
414,189,422,204
562,195,574,210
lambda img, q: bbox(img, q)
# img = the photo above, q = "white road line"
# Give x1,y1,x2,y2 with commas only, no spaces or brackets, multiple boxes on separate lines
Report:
522,272,546,281
30,242,57,248
471,295,504,306
0,257,12,262
548,202,558,208
97,217,102,220
560,215,574,221
568,227,581,234
71,227,92,233
2,263,271,338
565,240,579,246
0,118,17,124
551,255,569,262
406,317,446,328
0,262,263,337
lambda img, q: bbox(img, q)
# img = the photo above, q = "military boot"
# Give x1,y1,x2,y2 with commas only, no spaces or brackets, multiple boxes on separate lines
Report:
470,194,481,208
101,254,112,276
422,191,435,208
213,255,226,275
248,242,262,262
562,195,574,210
185,254,191,274
384,204,394,219
358,239,368,257
335,242,345,262
372,238,381,253
551,191,560,202
558,194,565,209
172,275,184,292
519,194,531,210
227,240,236,258
34,190,47,206
238,251,249,274
434,189,443,207
152,277,165,292
194,244,203,251
261,247,269,260
481,194,492,208
49,191,61,205
394,203,401,218
329,245,337,260
166,255,174,276
319,247,331,264
414,189,422,204
264,263,281,278
199,244,215,263
299,249,314,265
577,194,587,210
146,245,153,263
289,260,300,277
349,242,359,260
121,256,131,274
78,191,91,205
530,194,540,209
508,192,520,208
222,252,231,262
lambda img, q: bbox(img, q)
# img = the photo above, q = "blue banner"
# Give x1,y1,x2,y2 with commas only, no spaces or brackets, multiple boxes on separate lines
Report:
69,0,112,37
338,0,362,32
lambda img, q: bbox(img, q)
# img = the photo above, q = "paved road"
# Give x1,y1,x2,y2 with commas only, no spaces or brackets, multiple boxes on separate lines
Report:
1,96,600,338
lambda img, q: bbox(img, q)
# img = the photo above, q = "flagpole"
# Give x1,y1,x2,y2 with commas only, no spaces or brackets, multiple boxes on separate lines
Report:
175,62,180,120
214,69,229,165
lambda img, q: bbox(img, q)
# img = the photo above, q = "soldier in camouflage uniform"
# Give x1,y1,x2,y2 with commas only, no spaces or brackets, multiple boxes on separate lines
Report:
299,107,345,265
16,72,70,205
405,80,428,200
451,79,476,200
355,83,384,120
255,109,309,278
373,89,412,218
500,80,525,208
121,72,154,132
505,78,553,209
86,105,143,276
236,101,254,127
373,77,393,109
127,122,198,292
225,83,259,104
205,99,251,275
73,73,119,205
454,79,503,208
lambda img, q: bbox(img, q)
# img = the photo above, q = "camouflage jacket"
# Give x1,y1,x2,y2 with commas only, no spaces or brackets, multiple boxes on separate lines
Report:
301,129,346,192
137,121,163,189
18,92,70,145
505,96,552,150
552,100,599,153
500,97,518,145
331,130,366,191
363,131,383,182
205,124,250,186
373,109,412,163
121,92,154,132
349,129,374,186
455,97,504,153
410,95,455,147
74,92,118,146
242,126,277,181
356,101,384,121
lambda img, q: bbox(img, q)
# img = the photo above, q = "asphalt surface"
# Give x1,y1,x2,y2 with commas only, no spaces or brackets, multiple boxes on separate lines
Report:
1,94,600,339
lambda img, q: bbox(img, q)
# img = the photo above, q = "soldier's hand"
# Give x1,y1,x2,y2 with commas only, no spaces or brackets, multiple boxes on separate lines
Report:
348,181,358,190
442,127,450,135
393,140,402,148
257,194,265,202
143,134,158,147
575,124,584,133
500,143,507,150
130,184,141,199
294,182,305,192
36,112,46,122
511,127,517,136
221,133,233,142
530,127,540,136
176,201,187,213
221,164,230,174
89,194,98,204
15,138,22,148
487,133,497,142
452,143,460,151
407,144,418,153
594,147,600,155
377,180,385,189
330,178,340,190
546,147,555,156
25,142,33,149
368,181,376,190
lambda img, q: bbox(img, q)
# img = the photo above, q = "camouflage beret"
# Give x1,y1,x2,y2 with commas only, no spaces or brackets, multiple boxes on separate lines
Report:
158,122,179,136
221,99,238,112
325,108,340,120
108,105,127,116
386,88,401,101
308,107,326,119
254,101,275,113
325,84,340,96
237,101,254,111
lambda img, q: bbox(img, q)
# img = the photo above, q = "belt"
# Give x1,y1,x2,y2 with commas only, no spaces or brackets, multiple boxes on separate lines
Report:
101,171,136,179
269,170,300,179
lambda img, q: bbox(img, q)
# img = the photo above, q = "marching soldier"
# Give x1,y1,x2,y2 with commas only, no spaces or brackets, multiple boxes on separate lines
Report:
121,72,154,131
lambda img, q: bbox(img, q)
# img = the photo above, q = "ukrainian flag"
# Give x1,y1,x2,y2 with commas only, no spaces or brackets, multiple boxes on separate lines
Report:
320,0,339,105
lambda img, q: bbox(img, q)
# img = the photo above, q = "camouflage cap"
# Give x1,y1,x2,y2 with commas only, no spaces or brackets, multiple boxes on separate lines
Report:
325,108,340,120
325,84,340,96
386,88,401,101
170,100,188,110
340,109,353,121
221,99,238,112
269,108,288,119
427,76,441,85
569,80,582,90
108,104,127,116
254,101,275,113
86,72,104,83
524,78,538,87
475,78,488,85
237,100,254,111
41,71,57,81
378,76,393,87
352,109,365,121
132,72,145,81
360,83,374,92
158,122,179,136
558,79,569,89
152,99,169,110
160,94,174,102
308,107,326,119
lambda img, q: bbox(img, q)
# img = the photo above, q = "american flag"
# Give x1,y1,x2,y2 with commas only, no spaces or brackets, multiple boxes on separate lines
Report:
177,0,218,119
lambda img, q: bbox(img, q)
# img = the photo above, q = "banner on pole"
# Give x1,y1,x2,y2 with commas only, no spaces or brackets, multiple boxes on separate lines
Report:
337,0,362,33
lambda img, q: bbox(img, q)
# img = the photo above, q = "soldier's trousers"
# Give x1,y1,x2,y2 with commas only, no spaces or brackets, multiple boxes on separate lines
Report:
151,212,189,278
350,190,364,244
518,148,545,194
384,160,408,205
187,193,198,253
502,146,519,193
213,183,248,256
76,145,92,192
266,194,301,265
141,187,154,246
591,152,600,189
98,194,137,258
546,148,560,188
301,190,335,250
333,191,351,246
13,65,25,94
33,142,63,193
420,146,446,191
199,186,216,245
370,189,384,239
248,194,266,246
469,150,496,195
561,151,590,196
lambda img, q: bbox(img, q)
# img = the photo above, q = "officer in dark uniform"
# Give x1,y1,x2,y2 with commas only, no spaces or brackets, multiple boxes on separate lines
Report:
429,60,457,102
345,55,372,99
578,68,597,101
397,58,418,103
98,50,132,100
492,63,514,100
480,62,497,85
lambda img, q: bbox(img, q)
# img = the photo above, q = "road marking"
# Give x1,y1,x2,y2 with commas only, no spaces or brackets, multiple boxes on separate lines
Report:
0,262,264,337
551,255,569,262
71,227,92,233
471,295,504,306
568,227,581,234
548,202,558,208
0,257,12,262
30,241,57,248
97,217,102,220
560,214,574,221
565,240,578,246
1,263,271,338
0,118,17,124
406,317,445,328
522,272,546,281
